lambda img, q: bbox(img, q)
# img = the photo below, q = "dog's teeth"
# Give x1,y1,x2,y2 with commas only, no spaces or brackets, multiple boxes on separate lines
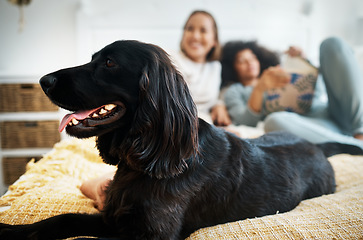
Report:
104,104,116,111
68,122,73,126
99,108,107,115
72,119,79,125
92,113,99,118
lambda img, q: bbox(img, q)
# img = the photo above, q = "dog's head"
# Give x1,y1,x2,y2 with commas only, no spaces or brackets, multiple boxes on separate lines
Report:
40,40,199,178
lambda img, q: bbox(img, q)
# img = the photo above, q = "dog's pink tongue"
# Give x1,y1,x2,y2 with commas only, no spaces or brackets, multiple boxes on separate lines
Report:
59,109,95,132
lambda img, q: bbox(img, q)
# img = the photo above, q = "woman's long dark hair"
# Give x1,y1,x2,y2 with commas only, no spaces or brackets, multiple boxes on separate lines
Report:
220,41,280,88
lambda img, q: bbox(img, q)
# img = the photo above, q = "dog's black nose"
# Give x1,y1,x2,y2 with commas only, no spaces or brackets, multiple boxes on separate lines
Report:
39,75,57,94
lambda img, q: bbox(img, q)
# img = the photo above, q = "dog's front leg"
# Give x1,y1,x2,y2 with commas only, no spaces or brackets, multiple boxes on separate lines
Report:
0,213,117,240
113,200,187,240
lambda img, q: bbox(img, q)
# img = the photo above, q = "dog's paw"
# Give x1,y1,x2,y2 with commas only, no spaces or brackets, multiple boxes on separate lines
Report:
0,224,19,240
0,223,36,240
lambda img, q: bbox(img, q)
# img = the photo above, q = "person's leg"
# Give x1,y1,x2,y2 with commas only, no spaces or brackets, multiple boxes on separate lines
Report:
264,112,363,149
319,37,363,137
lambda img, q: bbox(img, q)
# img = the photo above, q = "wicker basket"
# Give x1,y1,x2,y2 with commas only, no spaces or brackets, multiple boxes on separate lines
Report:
1,121,60,149
0,83,58,112
2,156,41,185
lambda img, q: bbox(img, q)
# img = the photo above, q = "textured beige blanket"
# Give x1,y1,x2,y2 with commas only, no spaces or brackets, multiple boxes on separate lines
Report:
0,137,362,239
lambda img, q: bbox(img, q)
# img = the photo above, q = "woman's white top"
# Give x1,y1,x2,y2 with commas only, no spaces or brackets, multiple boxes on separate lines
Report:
170,51,221,122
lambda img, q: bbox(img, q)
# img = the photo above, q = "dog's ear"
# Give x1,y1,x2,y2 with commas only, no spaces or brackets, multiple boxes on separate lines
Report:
125,49,199,179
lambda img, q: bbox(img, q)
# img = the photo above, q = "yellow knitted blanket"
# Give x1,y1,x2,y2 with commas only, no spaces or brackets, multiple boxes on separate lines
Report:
0,137,362,239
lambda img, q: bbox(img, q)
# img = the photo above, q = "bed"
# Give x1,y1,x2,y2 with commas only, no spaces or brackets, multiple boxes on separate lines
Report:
0,127,363,239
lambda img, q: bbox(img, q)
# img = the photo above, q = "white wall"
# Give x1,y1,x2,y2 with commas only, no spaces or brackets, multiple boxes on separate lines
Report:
75,0,363,68
76,0,311,64
0,0,79,77
0,0,362,77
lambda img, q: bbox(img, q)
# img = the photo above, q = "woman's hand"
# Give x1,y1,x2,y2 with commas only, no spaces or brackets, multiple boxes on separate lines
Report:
285,46,305,58
211,104,232,126
257,66,291,91
248,66,290,113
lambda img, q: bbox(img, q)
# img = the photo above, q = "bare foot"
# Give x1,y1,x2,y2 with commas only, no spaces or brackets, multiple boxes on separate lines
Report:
80,171,115,211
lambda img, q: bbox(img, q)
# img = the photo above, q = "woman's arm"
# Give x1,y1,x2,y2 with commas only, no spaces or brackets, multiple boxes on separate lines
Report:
224,84,262,126
210,87,232,126
210,104,231,126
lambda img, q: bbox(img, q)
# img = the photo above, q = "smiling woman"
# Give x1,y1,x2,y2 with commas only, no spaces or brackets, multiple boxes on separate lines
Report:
170,10,231,126
180,11,219,63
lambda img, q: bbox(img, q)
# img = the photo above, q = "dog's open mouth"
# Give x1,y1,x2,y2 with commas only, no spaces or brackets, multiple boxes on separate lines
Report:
59,103,126,132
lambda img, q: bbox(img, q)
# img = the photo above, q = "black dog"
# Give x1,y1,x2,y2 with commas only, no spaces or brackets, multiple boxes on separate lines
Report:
0,40,362,240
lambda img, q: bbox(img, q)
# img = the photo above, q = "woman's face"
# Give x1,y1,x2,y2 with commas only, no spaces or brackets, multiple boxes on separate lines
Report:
234,49,261,82
181,13,216,63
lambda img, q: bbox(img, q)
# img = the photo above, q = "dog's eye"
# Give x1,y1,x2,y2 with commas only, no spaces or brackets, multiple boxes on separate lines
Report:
106,59,116,68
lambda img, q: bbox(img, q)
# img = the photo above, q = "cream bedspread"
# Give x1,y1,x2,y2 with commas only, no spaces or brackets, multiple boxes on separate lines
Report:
0,137,362,239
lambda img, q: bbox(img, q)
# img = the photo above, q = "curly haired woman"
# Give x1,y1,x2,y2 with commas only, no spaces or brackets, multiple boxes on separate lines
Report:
222,38,363,149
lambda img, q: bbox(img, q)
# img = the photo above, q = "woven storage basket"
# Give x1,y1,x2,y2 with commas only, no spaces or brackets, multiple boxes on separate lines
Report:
2,156,41,185
1,121,60,149
0,83,58,112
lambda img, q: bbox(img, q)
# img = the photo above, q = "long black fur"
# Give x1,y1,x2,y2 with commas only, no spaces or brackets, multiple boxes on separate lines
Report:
0,40,362,240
